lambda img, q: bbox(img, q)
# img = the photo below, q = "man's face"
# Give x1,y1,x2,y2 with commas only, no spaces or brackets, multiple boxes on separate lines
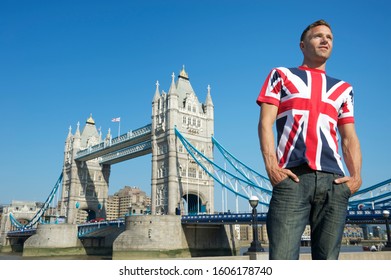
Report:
300,25,333,64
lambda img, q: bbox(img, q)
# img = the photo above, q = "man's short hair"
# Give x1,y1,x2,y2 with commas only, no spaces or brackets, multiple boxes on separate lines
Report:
300,19,332,42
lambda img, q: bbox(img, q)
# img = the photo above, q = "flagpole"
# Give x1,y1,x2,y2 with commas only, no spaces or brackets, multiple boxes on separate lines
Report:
111,117,121,138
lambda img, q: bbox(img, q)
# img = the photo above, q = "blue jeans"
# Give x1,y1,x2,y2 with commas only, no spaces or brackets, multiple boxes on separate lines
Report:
266,164,351,260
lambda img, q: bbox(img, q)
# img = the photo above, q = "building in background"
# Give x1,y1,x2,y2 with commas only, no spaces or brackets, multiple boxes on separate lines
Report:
106,186,151,220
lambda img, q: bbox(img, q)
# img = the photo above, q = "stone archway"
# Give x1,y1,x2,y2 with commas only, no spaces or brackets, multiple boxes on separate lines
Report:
76,209,96,223
182,194,205,215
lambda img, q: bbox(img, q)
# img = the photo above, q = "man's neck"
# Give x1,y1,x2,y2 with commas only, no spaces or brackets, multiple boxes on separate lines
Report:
301,60,327,71
298,65,326,74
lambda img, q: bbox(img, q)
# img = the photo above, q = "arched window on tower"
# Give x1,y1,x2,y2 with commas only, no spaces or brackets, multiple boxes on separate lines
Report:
86,185,96,197
188,167,197,178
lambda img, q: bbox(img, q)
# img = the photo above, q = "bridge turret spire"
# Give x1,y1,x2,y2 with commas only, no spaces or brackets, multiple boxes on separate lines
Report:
153,80,160,102
204,84,214,139
179,65,189,80
86,113,95,125
168,72,177,95
205,85,213,106
72,121,81,153
75,122,81,138
67,126,73,139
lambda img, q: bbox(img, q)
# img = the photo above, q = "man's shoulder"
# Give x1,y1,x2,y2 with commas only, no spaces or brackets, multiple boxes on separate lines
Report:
271,66,296,72
324,73,351,87
268,67,299,78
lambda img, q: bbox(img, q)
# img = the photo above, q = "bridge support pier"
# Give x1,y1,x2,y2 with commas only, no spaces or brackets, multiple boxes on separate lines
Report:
1,237,29,253
182,223,240,257
113,215,190,259
112,215,240,259
23,224,86,257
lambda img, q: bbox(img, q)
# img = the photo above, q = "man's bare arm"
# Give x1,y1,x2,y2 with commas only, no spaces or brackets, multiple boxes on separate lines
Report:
258,103,299,185
334,123,362,194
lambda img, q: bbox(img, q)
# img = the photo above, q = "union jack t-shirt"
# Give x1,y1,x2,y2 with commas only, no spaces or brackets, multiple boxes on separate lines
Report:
256,66,355,176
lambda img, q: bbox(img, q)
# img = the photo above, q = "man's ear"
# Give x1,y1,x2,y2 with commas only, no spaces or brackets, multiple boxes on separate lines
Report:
299,41,304,50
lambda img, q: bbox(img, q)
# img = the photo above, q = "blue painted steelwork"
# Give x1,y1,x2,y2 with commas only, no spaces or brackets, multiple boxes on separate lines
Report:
75,124,152,162
9,173,63,230
9,213,24,228
7,228,37,237
212,136,271,194
77,220,125,238
345,209,390,224
348,178,391,209
211,135,272,208
175,128,272,207
182,212,267,224
99,140,152,164
181,209,390,225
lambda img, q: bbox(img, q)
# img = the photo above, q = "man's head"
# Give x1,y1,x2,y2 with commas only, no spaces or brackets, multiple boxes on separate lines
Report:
300,19,333,69
300,19,332,42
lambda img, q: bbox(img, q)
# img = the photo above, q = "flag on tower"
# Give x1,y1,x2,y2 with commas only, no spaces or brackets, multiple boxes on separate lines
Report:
111,117,121,137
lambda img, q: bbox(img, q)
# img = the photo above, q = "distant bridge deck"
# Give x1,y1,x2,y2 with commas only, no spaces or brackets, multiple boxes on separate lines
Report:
6,209,388,239
78,220,125,238
74,124,152,162
182,213,266,225
181,209,387,225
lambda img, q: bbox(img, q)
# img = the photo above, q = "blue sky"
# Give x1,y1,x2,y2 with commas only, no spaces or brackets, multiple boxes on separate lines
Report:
1,0,390,209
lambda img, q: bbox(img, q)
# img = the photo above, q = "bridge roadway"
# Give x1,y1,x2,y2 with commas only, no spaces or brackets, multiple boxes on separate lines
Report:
74,124,152,163
6,209,387,239
181,209,388,225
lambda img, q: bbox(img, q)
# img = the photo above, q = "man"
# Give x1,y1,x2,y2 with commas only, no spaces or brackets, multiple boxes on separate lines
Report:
257,19,362,260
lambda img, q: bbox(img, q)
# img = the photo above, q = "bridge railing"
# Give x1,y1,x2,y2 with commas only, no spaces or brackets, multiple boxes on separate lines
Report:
111,124,152,145
181,209,389,225
9,173,63,230
77,219,125,237
7,228,37,237
75,124,152,159
348,178,391,209
182,213,267,224
99,140,152,164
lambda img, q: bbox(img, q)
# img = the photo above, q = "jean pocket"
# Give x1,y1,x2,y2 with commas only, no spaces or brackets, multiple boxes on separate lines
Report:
272,176,291,188
341,182,352,197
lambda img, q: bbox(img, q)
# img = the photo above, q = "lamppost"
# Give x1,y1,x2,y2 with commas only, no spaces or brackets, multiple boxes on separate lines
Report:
247,196,265,253
383,210,391,249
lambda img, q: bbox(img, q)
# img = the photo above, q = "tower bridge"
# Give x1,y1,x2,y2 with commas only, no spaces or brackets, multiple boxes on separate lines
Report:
1,66,391,259
59,67,215,225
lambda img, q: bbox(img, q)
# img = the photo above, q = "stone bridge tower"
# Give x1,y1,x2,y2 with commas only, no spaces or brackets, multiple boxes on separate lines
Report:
61,115,110,224
151,67,214,215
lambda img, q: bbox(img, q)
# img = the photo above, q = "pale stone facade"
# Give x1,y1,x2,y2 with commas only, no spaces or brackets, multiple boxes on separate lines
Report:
151,67,215,215
61,116,110,224
0,201,42,246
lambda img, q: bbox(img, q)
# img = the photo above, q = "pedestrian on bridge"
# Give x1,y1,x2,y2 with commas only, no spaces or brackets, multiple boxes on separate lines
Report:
257,19,362,260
